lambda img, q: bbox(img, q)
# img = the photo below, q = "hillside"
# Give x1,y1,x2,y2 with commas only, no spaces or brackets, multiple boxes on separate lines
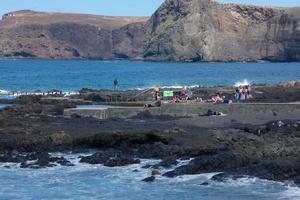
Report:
0,0,300,62
0,10,148,59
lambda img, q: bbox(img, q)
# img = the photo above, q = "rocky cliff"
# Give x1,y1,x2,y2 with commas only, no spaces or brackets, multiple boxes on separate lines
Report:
0,0,300,62
145,0,300,62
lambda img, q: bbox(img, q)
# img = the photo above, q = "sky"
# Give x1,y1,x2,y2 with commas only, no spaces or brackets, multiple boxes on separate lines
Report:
0,0,299,17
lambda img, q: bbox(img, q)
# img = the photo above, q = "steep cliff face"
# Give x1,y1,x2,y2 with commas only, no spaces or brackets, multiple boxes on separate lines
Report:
112,22,146,60
0,10,148,59
0,1,300,62
144,0,300,62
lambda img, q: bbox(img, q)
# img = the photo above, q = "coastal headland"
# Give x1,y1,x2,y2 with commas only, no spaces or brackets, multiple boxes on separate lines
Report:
0,0,299,62
1,82,300,184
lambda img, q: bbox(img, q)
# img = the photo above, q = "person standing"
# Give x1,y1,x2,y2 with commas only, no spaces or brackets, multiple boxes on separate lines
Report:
113,78,119,91
234,88,240,101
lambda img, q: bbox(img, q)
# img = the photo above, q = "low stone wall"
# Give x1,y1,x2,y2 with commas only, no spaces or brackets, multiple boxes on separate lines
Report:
64,107,147,120
64,103,300,120
161,103,300,116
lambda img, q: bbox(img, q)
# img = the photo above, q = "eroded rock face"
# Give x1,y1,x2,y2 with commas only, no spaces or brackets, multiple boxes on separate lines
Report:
144,0,300,62
112,22,147,60
0,1,300,62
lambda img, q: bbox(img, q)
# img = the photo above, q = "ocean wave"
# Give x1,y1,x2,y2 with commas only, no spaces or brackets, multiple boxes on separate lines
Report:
171,172,220,183
1,153,300,200
234,79,251,87
135,85,200,91
0,90,79,97
281,184,300,199
0,89,10,95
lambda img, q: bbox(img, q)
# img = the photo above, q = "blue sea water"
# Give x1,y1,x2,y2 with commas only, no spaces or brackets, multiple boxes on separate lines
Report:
0,104,10,109
1,60,300,199
0,60,300,92
0,153,300,200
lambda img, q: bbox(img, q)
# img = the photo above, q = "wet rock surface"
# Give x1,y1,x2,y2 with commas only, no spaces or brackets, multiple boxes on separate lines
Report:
152,156,178,169
0,152,74,169
142,176,156,182
79,150,140,167
0,92,300,184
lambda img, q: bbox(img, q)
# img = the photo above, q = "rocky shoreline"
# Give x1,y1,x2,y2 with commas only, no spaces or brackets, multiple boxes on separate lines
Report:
0,83,300,184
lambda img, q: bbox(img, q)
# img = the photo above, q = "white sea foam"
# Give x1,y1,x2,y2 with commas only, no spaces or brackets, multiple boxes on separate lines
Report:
279,184,300,199
0,89,79,97
171,172,221,183
135,85,200,91
234,79,251,87
0,89,10,95
0,162,20,168
161,85,200,89
211,176,260,187
2,153,300,200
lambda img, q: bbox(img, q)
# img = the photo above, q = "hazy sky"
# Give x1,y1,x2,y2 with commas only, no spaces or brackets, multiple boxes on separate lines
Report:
0,0,299,17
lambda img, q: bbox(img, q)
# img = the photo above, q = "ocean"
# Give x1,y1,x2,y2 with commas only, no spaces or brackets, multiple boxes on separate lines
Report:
0,152,299,200
0,60,300,92
1,60,300,200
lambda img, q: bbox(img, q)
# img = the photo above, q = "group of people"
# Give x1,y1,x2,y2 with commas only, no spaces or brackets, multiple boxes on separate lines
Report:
234,85,253,101
172,89,193,103
210,94,232,104
171,93,232,104
151,84,253,106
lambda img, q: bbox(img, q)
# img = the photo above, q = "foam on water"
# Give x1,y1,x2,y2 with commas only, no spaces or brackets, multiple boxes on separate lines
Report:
281,184,300,199
1,152,300,199
234,79,251,87
1,138,300,199
0,89,9,95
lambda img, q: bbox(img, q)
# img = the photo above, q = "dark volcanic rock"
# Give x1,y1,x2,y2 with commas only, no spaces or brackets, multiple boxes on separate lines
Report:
210,173,247,182
80,150,140,167
0,152,74,169
137,142,170,159
20,152,74,168
163,152,251,177
0,152,27,163
104,156,140,167
80,151,115,164
1,92,300,183
142,176,156,182
152,170,161,176
152,155,178,169
241,159,300,181
199,182,209,186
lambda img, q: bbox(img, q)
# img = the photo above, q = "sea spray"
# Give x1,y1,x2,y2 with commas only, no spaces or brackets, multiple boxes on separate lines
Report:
234,79,251,87
0,152,300,200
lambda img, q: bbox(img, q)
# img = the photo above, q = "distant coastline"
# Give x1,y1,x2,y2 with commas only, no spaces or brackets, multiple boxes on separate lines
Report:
0,0,299,62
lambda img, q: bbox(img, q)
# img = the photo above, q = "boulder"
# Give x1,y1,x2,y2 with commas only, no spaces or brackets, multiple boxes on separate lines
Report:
80,150,140,167
142,176,156,182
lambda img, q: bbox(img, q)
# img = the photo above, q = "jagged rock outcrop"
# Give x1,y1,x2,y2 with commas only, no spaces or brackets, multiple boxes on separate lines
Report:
144,0,300,62
0,0,300,62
